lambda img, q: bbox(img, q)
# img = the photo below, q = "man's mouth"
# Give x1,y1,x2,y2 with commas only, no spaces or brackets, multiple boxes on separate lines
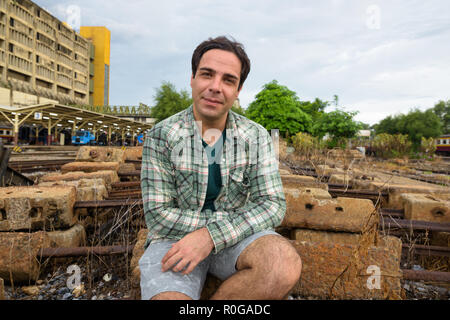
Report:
202,97,223,105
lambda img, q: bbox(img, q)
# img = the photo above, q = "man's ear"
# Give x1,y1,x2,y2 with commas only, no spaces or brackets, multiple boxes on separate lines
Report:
190,73,194,88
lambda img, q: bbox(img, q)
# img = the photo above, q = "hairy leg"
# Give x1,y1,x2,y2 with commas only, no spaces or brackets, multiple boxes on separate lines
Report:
210,235,302,300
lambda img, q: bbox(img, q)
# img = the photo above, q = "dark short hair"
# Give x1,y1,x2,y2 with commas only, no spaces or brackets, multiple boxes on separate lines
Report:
191,36,251,90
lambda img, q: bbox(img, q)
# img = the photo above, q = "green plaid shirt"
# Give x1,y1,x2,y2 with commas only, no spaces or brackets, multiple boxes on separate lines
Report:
141,105,286,254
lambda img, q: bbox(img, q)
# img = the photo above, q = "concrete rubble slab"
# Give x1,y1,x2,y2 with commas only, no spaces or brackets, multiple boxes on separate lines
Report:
401,193,449,223
0,277,4,300
47,224,86,248
124,147,142,161
282,188,377,233
76,146,126,163
281,175,328,190
61,161,120,174
291,228,362,245
39,178,108,202
39,170,119,188
291,235,402,299
0,186,77,231
0,231,51,283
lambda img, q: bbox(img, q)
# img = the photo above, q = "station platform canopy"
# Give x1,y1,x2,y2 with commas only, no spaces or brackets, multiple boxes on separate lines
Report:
0,103,153,144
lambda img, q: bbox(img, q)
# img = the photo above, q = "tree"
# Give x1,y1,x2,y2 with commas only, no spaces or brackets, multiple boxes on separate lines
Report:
246,80,312,137
432,100,450,133
313,109,362,148
374,108,442,149
151,81,192,123
299,98,329,122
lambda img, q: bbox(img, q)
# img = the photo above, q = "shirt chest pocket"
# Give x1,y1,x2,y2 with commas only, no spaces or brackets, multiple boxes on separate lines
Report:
173,168,196,207
227,167,250,207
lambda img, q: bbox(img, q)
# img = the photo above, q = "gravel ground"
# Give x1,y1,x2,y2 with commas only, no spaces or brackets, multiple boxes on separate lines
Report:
3,262,449,300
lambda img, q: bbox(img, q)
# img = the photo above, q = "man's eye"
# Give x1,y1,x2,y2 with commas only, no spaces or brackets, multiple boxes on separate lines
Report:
201,72,212,77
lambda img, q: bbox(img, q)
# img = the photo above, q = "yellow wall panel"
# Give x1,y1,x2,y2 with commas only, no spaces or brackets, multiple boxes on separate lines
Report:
80,27,111,106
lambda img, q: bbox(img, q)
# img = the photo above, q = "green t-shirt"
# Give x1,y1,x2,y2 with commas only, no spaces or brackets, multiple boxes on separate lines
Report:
201,129,226,212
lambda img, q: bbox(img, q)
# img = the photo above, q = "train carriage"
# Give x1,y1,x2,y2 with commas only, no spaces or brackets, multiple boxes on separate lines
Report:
436,134,450,156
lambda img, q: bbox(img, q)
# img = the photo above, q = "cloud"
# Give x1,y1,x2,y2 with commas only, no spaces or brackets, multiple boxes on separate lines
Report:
36,0,450,125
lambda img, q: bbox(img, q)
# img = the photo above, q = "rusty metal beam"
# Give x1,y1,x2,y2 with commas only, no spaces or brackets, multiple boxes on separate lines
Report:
379,208,405,219
328,189,388,197
118,170,141,177
402,269,450,282
111,181,141,188
402,244,450,257
380,216,450,233
74,199,143,208
38,245,135,258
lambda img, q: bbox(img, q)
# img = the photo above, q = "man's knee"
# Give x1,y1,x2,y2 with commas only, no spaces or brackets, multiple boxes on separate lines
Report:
237,235,302,289
151,291,193,300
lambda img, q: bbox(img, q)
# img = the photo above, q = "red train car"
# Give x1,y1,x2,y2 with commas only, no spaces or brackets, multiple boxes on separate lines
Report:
436,134,450,156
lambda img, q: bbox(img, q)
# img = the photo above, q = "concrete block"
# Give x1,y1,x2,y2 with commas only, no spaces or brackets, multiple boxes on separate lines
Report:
0,186,77,231
401,194,450,223
315,165,344,177
279,169,291,176
76,146,126,163
291,229,362,246
119,163,137,172
47,224,86,248
282,189,377,233
328,174,352,186
291,235,402,299
61,161,120,174
124,147,142,161
281,175,328,190
39,178,108,202
0,277,4,300
0,231,51,283
39,170,119,187
354,181,450,209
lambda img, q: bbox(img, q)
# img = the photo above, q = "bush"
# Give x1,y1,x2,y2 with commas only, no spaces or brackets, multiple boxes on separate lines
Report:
372,133,412,159
420,137,436,158
292,132,321,158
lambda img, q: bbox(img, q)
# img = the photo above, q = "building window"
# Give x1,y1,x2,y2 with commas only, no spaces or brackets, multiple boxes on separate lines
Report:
36,55,40,63
9,18,14,27
37,9,41,17
8,43,13,53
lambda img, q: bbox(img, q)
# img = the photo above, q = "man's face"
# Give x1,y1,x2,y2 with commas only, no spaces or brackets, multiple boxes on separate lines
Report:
191,49,242,125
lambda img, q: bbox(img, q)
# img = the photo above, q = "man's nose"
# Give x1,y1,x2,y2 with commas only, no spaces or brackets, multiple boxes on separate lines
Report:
208,76,222,93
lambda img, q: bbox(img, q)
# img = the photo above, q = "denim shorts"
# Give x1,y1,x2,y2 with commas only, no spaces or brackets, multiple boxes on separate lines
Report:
138,229,279,300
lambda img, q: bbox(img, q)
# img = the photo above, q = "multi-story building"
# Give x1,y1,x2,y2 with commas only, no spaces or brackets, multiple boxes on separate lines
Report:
0,0,107,107
80,26,110,107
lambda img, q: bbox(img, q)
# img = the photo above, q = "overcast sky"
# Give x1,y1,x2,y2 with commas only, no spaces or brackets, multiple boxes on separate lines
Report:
37,0,450,125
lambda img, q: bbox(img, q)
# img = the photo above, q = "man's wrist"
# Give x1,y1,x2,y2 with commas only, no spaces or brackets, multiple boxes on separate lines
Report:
201,226,215,251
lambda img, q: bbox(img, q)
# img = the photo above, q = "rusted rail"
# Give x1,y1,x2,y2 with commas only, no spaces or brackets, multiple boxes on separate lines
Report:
402,244,450,257
379,208,405,219
38,245,135,258
402,269,450,282
118,171,141,177
111,181,141,188
380,216,450,233
74,199,143,208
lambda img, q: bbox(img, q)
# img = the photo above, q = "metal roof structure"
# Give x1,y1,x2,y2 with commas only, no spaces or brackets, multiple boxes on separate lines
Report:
0,103,153,144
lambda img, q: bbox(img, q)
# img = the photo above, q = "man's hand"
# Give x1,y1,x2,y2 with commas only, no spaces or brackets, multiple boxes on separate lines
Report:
161,227,214,275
